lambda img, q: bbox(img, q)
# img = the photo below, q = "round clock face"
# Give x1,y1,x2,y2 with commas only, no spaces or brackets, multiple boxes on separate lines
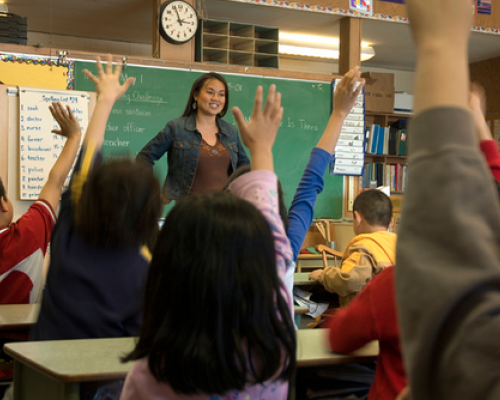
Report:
159,0,198,44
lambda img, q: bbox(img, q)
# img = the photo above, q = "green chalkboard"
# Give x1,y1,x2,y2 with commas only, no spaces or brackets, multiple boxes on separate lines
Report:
74,62,343,218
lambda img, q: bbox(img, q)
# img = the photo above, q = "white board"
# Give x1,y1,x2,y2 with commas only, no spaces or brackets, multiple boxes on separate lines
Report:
18,87,89,200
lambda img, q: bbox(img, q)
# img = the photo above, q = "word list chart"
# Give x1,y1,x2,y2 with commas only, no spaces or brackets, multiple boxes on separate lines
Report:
330,79,365,176
19,87,89,200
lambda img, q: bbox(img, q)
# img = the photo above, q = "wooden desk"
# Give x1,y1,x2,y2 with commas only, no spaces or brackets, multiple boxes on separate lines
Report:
294,273,320,286
296,328,378,367
4,330,378,400
0,304,40,331
293,305,308,327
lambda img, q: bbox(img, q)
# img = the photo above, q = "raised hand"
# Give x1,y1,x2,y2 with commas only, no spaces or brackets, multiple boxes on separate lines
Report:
333,66,365,118
82,54,135,102
49,102,81,140
406,0,472,52
232,85,283,171
469,82,493,142
232,85,283,152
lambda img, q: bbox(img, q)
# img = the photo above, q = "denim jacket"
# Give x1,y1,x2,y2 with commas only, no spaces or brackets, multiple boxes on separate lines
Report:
136,113,250,201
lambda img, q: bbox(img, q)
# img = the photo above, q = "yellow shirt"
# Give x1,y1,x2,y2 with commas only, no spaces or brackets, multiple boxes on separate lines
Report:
318,231,397,306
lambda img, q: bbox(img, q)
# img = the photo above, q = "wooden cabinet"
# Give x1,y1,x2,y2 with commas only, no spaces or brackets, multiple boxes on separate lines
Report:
195,19,279,68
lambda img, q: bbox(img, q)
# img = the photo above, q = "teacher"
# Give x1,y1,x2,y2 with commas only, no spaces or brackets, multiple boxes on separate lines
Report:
136,72,250,203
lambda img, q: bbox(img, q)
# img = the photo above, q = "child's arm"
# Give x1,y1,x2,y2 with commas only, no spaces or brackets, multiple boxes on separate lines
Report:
396,1,500,399
232,85,282,172
287,67,364,260
309,242,391,297
469,83,500,185
327,266,396,352
82,55,135,150
37,103,81,212
68,55,135,201
230,85,294,310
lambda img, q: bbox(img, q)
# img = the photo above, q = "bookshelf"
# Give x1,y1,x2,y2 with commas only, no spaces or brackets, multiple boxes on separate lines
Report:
363,113,411,195
365,111,411,127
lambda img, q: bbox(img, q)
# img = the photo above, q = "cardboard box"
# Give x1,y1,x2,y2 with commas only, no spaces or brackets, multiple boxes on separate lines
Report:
361,72,395,113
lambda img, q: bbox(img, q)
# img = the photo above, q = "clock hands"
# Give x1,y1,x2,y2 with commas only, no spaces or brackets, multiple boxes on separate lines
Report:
175,9,183,26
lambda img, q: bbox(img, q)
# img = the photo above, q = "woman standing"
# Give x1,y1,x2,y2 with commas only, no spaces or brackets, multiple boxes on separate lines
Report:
136,72,249,203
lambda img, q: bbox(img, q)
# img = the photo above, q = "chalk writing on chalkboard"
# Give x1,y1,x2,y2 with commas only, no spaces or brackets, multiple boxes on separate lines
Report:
18,87,90,200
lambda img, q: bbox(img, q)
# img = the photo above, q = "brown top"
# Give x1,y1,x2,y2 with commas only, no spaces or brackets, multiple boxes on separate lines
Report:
190,135,231,195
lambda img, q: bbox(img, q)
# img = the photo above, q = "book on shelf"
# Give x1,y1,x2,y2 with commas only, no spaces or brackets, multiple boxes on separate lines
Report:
388,126,398,155
398,128,408,156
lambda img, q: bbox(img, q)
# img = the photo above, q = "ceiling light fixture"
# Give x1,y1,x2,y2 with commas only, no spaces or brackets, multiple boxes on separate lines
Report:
279,31,375,61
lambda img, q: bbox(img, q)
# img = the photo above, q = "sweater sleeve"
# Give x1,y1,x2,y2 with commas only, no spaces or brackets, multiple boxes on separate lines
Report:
395,107,500,400
230,170,294,314
479,139,500,186
316,242,379,297
287,147,331,261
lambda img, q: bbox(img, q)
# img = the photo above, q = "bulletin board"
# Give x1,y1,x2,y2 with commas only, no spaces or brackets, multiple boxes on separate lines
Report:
0,54,74,90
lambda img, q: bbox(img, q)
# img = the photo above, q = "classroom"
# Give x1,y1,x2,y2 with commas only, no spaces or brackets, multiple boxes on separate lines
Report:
1,0,500,399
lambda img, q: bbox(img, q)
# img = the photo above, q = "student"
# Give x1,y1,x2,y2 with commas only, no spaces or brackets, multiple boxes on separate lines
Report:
120,85,296,399
326,266,407,400
0,103,81,305
394,0,500,399
32,55,162,341
309,189,396,306
226,67,365,316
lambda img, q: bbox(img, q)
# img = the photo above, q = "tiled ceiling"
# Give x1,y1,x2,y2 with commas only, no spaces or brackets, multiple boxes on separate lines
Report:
5,0,500,70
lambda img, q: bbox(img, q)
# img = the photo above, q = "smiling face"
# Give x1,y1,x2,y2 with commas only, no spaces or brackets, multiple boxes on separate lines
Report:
194,79,226,117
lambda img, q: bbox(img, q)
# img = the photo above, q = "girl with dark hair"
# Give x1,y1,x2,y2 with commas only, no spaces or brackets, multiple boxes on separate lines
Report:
32,56,162,342
136,72,249,204
121,85,296,400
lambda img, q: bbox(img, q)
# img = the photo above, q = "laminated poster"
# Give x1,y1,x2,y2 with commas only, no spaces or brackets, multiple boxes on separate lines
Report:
350,0,372,15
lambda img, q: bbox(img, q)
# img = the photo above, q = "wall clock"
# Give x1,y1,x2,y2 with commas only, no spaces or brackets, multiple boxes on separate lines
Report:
159,0,198,44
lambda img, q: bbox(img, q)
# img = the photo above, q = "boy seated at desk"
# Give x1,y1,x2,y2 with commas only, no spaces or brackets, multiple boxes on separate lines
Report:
308,189,396,306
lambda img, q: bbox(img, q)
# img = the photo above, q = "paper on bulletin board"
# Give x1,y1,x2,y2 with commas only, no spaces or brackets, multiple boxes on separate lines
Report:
18,87,89,200
0,55,74,90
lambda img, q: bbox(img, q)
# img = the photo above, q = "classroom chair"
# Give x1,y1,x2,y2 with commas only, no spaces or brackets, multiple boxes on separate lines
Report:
296,219,336,272
389,196,403,233
315,244,344,269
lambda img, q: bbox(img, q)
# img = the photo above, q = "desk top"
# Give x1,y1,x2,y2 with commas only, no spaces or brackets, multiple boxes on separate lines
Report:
0,304,40,330
296,328,378,367
4,330,378,383
294,273,320,286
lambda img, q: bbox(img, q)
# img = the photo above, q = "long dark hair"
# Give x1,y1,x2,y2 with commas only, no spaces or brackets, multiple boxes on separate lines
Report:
76,160,162,247
181,72,230,118
123,192,296,395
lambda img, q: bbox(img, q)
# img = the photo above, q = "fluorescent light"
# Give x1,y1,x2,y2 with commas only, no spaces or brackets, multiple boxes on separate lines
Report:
279,31,375,61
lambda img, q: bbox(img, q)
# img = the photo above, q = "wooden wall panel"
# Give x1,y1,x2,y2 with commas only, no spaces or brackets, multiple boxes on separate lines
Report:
0,86,8,189
373,1,407,17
